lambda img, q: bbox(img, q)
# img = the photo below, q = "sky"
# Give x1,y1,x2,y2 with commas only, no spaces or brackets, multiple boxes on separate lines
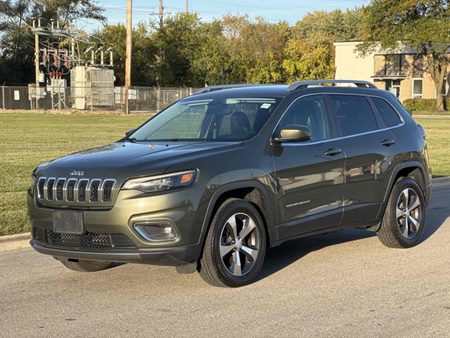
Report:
81,0,369,30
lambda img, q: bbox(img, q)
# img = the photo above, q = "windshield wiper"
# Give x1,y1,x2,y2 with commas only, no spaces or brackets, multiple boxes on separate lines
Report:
125,137,140,143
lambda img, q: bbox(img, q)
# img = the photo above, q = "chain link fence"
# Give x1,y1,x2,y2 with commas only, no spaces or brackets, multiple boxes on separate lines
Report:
0,86,197,113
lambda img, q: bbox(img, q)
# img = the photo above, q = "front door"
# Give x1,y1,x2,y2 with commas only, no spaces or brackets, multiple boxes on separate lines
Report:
272,94,345,240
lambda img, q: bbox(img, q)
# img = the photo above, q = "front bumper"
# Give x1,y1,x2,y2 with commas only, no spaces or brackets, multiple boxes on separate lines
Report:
30,239,200,265
28,185,207,266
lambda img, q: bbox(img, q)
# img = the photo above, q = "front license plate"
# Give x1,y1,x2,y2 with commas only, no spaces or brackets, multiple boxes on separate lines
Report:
53,211,84,234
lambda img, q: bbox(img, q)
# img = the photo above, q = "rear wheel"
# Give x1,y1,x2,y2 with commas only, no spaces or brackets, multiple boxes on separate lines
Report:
377,177,426,248
55,257,116,272
199,199,266,287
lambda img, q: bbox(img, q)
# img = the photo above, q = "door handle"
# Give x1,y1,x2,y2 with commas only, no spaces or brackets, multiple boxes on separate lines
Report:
323,148,342,157
380,139,396,147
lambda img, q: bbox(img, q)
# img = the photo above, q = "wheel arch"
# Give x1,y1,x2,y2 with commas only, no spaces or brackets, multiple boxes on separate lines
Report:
199,181,276,252
378,160,429,221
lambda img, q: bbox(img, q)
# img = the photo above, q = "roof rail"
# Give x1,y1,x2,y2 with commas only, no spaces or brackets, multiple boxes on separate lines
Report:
194,84,261,95
288,80,377,92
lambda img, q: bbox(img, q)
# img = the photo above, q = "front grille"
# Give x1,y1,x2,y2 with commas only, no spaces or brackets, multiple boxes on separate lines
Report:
36,177,116,205
46,230,112,251
32,228,136,252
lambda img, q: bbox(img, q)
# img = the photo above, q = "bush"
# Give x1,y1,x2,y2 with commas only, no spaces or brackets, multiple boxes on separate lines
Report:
403,98,449,111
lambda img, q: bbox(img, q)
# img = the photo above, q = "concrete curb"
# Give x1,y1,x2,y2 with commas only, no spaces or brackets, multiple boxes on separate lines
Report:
0,233,31,252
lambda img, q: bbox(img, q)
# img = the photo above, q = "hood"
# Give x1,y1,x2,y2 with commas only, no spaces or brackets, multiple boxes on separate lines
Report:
35,141,240,179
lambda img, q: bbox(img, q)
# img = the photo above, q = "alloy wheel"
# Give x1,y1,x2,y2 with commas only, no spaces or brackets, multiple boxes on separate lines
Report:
219,213,260,277
396,188,422,240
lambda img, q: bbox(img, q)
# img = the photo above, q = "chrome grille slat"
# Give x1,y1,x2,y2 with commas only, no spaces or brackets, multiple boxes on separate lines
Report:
89,179,101,202
46,178,56,200
101,180,115,202
36,177,116,206
56,178,66,201
37,177,46,199
77,179,89,202
66,179,77,202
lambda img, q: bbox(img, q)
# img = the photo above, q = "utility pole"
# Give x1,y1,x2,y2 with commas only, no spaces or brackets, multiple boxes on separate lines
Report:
185,0,188,13
34,19,40,109
159,0,164,30
125,0,132,114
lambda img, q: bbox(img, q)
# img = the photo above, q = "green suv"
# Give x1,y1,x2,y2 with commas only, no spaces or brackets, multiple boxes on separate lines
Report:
28,80,432,287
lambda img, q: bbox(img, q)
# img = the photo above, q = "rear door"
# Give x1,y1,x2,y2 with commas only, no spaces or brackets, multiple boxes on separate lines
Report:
272,94,345,239
328,94,400,226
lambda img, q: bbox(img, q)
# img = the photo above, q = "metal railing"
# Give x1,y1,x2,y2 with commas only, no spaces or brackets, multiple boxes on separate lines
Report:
0,85,197,113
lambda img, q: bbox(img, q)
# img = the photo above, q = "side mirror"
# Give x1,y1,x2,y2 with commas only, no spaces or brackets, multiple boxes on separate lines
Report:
125,128,136,137
273,125,311,143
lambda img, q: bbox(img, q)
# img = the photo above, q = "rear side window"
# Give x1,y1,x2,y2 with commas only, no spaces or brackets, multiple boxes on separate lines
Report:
329,95,378,137
371,97,402,127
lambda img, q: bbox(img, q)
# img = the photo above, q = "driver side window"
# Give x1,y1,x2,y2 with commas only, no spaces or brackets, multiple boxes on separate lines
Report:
277,95,331,142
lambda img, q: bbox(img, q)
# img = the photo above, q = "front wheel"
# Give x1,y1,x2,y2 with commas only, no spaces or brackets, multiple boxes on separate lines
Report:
377,177,426,248
199,199,267,287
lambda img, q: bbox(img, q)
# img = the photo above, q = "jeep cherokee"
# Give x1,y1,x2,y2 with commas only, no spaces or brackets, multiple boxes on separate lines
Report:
28,80,432,287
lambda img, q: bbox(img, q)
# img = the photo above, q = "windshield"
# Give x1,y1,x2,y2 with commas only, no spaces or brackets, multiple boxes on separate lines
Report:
130,96,282,142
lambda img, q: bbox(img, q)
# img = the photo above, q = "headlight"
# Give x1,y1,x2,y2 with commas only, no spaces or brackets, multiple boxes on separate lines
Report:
122,170,197,193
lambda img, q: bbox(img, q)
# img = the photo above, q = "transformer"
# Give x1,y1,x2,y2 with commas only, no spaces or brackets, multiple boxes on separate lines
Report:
71,66,115,110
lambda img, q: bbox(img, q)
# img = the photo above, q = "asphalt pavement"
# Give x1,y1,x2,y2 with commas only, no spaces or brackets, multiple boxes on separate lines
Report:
1,178,450,338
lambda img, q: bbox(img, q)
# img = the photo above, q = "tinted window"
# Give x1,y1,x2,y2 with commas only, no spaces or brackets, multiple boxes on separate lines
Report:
329,95,378,137
372,97,402,127
277,95,331,141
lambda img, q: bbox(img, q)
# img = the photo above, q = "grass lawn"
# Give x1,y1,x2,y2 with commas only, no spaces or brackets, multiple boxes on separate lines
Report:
415,117,450,177
0,113,149,236
0,112,449,236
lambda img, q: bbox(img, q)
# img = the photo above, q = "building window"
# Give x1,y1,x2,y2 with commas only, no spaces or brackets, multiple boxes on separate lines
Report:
386,80,401,98
412,78,423,98
442,78,448,96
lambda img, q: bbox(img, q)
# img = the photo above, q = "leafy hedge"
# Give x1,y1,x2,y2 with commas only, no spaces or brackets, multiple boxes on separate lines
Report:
403,98,449,111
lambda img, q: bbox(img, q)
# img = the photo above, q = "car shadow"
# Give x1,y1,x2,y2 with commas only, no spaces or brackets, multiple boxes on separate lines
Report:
259,177,450,282
259,228,375,280
421,177,450,240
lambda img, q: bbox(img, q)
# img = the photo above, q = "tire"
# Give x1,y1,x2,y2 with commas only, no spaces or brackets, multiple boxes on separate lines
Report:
198,199,267,287
377,177,426,248
56,257,116,272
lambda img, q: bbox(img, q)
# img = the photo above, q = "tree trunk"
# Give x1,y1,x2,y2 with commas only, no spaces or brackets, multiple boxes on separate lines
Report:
435,83,445,111
427,53,448,112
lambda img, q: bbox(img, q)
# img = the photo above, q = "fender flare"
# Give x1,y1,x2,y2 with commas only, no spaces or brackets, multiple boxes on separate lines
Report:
377,160,429,220
199,180,277,248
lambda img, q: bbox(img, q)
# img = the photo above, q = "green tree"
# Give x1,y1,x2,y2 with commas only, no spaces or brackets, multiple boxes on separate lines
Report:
359,0,450,111
216,15,290,84
190,20,231,85
94,23,157,86
283,9,362,83
153,12,204,86
241,18,290,83
282,40,335,82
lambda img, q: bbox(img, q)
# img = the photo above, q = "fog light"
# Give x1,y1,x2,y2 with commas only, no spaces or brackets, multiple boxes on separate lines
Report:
133,223,178,242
